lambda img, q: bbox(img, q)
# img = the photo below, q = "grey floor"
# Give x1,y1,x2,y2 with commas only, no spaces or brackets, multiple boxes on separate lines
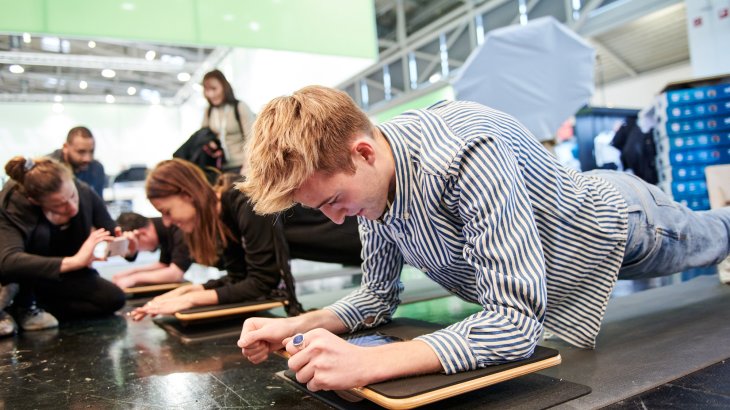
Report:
1,255,728,409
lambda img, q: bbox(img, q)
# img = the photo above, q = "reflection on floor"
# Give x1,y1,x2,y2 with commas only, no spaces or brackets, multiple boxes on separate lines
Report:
0,258,727,408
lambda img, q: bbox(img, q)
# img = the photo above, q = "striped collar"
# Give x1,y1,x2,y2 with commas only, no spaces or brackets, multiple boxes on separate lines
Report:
376,121,414,224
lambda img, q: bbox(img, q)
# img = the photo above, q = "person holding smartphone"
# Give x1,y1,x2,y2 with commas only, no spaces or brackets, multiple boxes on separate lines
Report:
0,156,137,336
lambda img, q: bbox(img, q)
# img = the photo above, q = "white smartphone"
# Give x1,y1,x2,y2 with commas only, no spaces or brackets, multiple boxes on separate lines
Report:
93,237,129,259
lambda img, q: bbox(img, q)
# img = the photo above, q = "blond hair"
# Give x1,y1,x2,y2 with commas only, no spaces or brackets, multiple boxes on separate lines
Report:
237,85,371,214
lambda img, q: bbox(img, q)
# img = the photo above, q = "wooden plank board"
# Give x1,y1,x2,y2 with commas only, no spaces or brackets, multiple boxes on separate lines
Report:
174,300,286,322
123,282,190,296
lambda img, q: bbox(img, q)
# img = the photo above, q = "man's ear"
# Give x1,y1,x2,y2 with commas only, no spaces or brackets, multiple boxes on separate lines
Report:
352,138,377,165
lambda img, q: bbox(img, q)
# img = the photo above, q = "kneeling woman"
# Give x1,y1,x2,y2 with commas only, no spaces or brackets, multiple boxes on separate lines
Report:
130,159,361,320
0,157,133,329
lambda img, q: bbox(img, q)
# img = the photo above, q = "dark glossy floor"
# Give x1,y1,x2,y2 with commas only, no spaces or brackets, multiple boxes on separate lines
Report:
605,360,730,409
1,269,728,409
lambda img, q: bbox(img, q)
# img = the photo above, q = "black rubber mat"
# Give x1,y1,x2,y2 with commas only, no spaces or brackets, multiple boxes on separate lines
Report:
152,313,276,344
277,370,591,410
274,318,589,409
541,275,730,409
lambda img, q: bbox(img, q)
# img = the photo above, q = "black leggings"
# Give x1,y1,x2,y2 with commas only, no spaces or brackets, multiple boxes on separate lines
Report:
14,270,125,320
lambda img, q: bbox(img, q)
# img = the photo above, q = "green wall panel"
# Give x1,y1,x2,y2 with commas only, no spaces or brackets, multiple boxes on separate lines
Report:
198,0,377,58
0,0,377,59
46,0,198,44
373,85,455,123
0,0,45,33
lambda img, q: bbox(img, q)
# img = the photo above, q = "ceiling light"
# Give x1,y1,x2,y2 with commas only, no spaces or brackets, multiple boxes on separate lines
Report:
120,2,136,11
79,80,88,89
52,103,64,113
428,73,442,83
177,72,191,82
127,86,137,95
106,94,116,104
41,37,61,52
9,64,24,74
88,40,96,48
161,54,185,65
145,50,156,61
101,69,116,78
249,21,260,31
54,95,63,102
140,88,161,104
22,33,31,43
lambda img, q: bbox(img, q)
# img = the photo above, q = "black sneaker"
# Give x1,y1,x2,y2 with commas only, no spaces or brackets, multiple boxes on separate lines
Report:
0,283,19,310
18,304,58,331
0,311,18,337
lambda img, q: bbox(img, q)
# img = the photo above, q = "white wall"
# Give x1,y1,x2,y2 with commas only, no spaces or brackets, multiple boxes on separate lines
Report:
590,62,694,109
0,102,184,177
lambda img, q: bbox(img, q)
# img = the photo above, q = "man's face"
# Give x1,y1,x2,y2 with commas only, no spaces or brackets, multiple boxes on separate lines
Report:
294,162,389,225
135,223,159,252
63,136,95,171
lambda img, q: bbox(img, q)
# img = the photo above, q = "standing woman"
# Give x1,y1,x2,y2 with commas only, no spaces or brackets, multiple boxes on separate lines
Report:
0,157,132,333
201,69,255,173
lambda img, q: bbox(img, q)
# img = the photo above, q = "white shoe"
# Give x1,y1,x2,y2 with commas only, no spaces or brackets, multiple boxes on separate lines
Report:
719,256,730,285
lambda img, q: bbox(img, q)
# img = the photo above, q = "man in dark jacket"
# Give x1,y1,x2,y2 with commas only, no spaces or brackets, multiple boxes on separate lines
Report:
48,126,106,196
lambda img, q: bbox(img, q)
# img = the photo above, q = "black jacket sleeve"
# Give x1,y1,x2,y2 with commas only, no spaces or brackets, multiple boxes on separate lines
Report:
203,189,283,304
0,183,63,281
85,182,116,232
167,227,193,271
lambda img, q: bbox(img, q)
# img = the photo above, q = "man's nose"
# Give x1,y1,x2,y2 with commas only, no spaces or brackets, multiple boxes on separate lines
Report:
321,206,345,225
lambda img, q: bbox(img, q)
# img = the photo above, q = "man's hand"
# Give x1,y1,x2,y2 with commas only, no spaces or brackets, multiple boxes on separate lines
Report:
283,329,444,392
237,317,297,364
283,328,378,391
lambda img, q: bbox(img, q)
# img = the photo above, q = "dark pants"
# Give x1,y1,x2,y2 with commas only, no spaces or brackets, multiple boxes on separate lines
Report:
13,269,125,320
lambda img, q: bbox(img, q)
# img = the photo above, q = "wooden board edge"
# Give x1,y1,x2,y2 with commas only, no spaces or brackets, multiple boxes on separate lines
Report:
352,354,563,409
123,282,189,294
174,301,285,321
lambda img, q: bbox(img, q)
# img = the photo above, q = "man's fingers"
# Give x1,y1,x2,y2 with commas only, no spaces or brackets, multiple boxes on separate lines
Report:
294,361,316,385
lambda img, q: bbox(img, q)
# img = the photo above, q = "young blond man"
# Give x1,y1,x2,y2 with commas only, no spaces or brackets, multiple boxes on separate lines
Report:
236,85,730,391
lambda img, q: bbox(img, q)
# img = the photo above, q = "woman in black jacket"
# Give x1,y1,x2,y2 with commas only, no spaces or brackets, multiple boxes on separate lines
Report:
130,159,361,320
0,157,134,333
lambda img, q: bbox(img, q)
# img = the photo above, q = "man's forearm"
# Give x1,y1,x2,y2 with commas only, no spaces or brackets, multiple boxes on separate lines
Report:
292,309,349,335
364,340,442,384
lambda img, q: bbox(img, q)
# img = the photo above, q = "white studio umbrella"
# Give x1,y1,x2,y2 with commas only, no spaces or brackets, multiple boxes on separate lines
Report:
453,16,595,141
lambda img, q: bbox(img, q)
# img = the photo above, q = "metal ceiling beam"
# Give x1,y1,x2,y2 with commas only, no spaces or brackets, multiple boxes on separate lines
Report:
576,0,683,37
0,51,197,73
570,0,603,33
590,38,638,77
0,92,171,105
512,0,542,25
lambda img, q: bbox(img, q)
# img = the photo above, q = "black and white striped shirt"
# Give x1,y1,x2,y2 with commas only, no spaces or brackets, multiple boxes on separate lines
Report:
326,101,628,374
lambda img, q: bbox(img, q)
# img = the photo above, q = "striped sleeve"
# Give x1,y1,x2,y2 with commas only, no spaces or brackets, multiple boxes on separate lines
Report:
415,135,547,374
325,221,405,331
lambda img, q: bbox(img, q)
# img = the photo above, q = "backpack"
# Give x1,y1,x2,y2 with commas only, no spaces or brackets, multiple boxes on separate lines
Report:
173,127,225,178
